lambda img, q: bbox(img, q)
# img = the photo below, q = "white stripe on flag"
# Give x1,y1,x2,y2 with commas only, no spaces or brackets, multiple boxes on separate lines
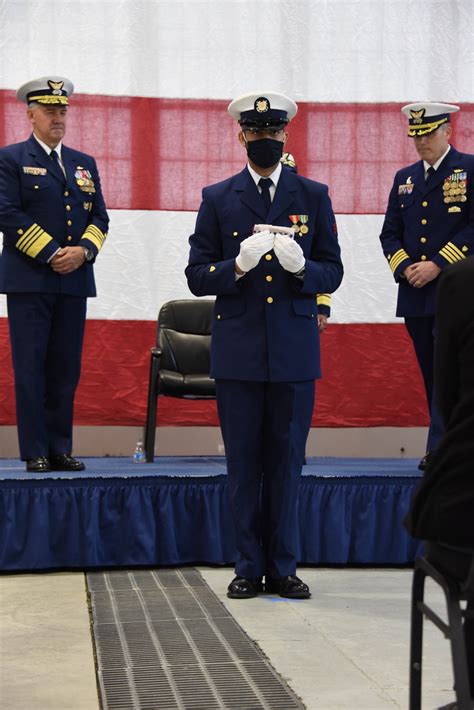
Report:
0,211,397,323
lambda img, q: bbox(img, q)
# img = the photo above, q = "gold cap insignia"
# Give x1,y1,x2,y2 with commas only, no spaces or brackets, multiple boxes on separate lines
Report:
255,98,269,113
410,108,425,124
48,80,65,95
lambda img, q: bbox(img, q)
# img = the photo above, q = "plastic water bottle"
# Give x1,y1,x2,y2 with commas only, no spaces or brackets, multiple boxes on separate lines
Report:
133,440,146,463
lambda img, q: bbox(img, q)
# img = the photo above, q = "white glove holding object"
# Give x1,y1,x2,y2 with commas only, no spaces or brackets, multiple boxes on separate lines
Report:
235,230,274,273
274,234,305,273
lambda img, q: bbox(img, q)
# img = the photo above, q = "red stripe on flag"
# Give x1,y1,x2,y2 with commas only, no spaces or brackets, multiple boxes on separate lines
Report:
1,90,472,214
316,323,427,426
0,318,427,427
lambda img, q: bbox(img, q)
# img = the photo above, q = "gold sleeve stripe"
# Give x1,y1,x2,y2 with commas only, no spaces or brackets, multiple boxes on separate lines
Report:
445,242,464,260
439,249,458,264
390,253,407,273
16,224,53,258
24,232,53,258
440,242,465,264
18,231,42,254
16,224,42,250
18,221,44,243
389,249,410,274
17,226,45,253
81,231,102,250
317,294,331,307
87,224,106,243
81,224,107,251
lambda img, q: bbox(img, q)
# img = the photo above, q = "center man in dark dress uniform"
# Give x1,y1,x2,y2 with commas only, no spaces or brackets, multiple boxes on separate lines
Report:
186,91,343,599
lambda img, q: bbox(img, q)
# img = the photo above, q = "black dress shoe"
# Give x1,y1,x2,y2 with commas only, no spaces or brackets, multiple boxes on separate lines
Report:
265,574,311,599
26,456,51,473
227,576,263,599
418,452,431,471
49,454,85,472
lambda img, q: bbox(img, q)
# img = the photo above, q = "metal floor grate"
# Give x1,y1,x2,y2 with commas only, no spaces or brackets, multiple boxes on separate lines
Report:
87,569,305,710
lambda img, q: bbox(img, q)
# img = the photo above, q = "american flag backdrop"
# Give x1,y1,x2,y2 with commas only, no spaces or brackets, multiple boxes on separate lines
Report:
0,0,473,430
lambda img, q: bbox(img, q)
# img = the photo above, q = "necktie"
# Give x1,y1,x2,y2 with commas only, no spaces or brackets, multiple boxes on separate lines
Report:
50,149,65,179
259,177,273,215
425,166,435,184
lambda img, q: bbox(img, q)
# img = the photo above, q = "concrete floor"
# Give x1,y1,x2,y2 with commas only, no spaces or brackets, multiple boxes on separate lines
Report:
0,568,458,709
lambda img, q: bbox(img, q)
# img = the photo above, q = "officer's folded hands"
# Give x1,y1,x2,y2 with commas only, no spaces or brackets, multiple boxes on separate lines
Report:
235,230,274,273
274,233,305,273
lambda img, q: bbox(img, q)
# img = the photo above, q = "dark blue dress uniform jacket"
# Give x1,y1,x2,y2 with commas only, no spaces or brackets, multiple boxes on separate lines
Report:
185,166,343,382
0,134,109,294
380,147,474,316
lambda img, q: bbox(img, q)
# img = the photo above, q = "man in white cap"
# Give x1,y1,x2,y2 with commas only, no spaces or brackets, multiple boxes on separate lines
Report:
380,102,474,471
186,91,343,599
0,76,109,472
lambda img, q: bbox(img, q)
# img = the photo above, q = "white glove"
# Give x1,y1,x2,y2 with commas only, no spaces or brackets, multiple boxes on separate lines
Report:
235,230,275,273
274,234,305,273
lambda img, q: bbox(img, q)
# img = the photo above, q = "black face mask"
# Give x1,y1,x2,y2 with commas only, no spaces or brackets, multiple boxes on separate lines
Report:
245,138,284,169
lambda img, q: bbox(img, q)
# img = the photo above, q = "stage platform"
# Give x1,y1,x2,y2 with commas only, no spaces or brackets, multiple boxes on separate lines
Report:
0,456,424,571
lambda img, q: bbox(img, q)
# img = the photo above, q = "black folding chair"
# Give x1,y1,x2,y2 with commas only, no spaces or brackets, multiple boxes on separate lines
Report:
143,299,216,462
409,551,474,710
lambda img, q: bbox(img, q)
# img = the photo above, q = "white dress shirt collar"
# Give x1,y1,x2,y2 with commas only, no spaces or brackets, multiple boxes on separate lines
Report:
423,145,451,176
247,162,282,198
33,133,63,159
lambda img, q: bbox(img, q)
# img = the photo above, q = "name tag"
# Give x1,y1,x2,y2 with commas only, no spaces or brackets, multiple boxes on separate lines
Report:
23,166,47,176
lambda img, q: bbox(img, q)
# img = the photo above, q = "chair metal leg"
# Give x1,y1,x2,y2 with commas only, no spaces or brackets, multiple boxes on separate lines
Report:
445,590,472,710
144,354,160,463
144,396,157,463
409,563,426,710
410,557,474,710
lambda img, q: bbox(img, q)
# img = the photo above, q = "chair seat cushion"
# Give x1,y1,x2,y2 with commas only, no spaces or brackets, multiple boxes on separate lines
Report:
159,370,215,397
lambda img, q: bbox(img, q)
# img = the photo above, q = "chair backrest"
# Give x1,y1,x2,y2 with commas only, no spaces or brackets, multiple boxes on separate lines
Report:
156,299,215,396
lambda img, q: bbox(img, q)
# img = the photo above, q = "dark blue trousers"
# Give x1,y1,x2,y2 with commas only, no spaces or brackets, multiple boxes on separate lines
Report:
216,379,315,579
7,293,87,460
405,316,444,452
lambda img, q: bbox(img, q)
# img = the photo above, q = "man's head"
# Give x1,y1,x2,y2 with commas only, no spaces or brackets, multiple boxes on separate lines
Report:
401,101,459,165
228,91,297,174
17,76,74,148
